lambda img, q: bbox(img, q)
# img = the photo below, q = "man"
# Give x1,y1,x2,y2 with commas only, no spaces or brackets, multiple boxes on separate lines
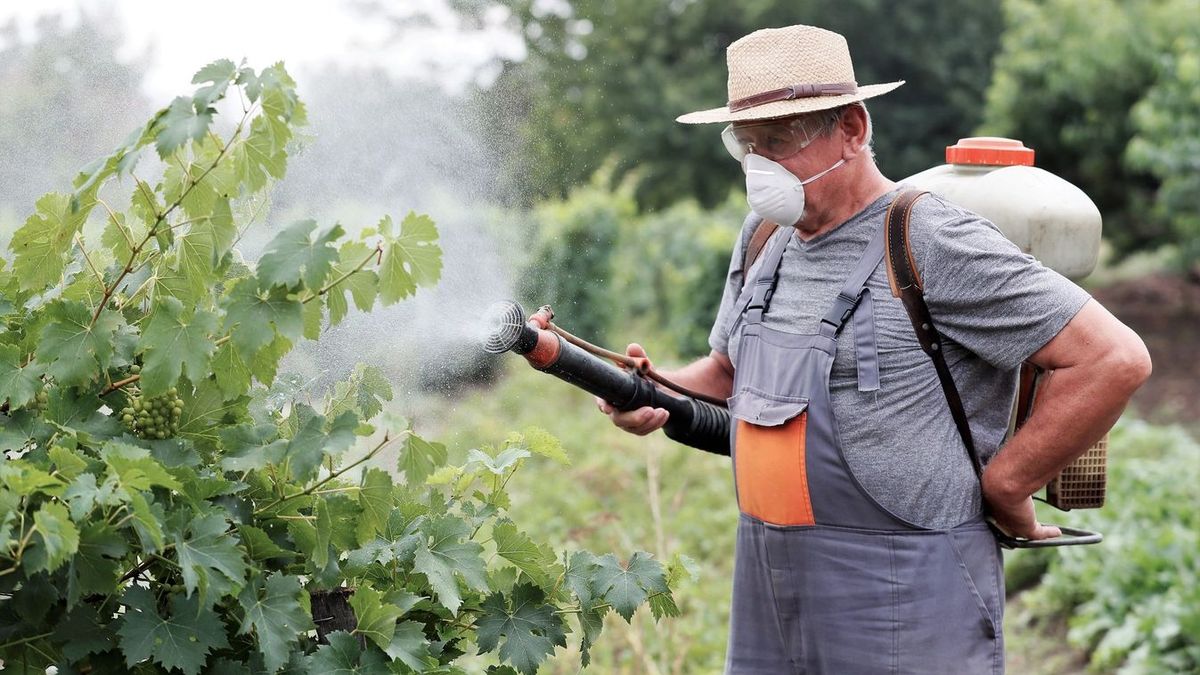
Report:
597,25,1151,673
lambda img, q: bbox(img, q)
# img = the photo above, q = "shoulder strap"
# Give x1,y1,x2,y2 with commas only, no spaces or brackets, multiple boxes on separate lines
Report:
741,219,780,283
884,188,983,479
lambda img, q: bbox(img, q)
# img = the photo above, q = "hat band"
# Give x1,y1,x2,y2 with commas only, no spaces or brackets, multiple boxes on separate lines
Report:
728,81,858,113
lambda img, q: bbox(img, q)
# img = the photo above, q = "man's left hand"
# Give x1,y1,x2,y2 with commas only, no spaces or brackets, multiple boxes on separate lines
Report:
982,469,1062,540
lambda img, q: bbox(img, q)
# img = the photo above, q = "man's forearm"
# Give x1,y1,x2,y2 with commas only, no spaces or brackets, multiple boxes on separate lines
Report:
659,351,735,401
984,352,1148,504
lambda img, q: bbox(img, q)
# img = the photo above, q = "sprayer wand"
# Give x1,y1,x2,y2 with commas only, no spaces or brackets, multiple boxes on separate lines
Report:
481,301,731,455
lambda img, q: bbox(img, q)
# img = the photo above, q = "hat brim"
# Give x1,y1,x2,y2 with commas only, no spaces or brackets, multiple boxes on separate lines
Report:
675,80,904,125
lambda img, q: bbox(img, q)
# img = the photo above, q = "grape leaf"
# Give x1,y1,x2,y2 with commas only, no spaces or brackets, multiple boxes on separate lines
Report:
384,620,432,670
349,585,404,652
178,376,250,449
0,343,42,410
156,96,213,158
237,524,296,562
378,212,442,305
467,447,531,476
117,587,229,675
174,511,249,604
36,299,121,387
222,278,303,357
238,573,314,673
26,501,79,574
191,58,238,109
128,490,166,551
492,520,561,589
9,192,88,292
139,296,218,397
399,432,448,485
48,444,88,480
219,424,288,471
283,407,358,482
212,341,253,399
313,496,331,569
306,631,390,674
356,468,393,545
67,522,127,606
591,552,669,622
55,603,118,662
257,219,345,290
235,115,288,191
475,583,567,675
326,241,379,324
102,441,182,491
414,514,489,615
513,426,570,465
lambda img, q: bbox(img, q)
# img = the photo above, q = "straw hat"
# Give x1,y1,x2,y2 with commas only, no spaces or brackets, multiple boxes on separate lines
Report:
677,25,904,124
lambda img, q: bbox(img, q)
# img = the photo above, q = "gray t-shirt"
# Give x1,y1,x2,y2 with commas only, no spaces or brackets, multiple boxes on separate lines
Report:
709,188,1091,528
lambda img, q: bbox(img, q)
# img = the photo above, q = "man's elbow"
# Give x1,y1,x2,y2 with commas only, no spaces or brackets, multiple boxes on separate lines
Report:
1108,332,1153,394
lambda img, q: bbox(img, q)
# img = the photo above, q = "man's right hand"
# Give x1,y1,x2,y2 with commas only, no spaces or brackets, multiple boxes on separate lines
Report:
595,343,670,435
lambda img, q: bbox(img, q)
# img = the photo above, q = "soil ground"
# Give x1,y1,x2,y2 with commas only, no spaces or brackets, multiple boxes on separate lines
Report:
1091,273,1200,428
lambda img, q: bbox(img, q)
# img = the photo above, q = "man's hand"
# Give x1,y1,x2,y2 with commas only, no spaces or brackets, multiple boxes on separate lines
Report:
595,343,670,435
981,470,1062,540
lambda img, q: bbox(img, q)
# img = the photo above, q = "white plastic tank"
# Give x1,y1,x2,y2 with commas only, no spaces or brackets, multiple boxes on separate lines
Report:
903,137,1102,280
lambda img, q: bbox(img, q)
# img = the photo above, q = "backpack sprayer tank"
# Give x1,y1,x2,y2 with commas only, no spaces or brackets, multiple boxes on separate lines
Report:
903,137,1108,511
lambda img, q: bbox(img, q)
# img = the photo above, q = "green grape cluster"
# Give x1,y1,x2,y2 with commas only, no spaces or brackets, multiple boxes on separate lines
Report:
120,369,183,440
32,389,49,412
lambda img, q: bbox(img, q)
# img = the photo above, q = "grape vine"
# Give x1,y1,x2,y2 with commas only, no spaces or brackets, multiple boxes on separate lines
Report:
0,59,679,673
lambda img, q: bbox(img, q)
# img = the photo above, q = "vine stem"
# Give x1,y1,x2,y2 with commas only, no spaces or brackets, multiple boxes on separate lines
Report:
553,591,670,616
253,430,405,516
0,632,54,651
100,374,140,396
74,234,105,286
88,109,251,330
97,197,136,249
118,543,176,583
302,244,384,304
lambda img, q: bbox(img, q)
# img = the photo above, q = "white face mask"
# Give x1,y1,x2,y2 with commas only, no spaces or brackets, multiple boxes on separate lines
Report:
743,153,846,227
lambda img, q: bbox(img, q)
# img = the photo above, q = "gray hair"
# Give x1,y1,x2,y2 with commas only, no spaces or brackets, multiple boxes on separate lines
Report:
801,102,875,158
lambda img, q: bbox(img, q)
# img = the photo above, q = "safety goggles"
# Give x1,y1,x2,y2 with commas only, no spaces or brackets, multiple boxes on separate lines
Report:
720,115,829,163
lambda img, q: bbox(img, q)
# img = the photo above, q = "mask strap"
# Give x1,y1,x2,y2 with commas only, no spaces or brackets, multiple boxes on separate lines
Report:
800,158,846,185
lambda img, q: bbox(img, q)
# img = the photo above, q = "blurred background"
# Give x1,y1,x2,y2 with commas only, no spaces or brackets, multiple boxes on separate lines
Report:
1,0,1196,672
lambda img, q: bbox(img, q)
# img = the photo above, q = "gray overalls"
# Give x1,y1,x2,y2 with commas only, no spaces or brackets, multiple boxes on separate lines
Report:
724,220,1005,674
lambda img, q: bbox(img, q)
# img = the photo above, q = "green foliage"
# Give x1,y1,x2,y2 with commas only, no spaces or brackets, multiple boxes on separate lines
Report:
521,178,742,358
490,0,1003,209
982,0,1200,271
0,60,675,674
519,170,632,344
1016,420,1200,672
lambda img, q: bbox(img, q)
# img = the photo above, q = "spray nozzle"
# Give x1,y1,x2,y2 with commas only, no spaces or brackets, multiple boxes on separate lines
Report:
481,300,528,354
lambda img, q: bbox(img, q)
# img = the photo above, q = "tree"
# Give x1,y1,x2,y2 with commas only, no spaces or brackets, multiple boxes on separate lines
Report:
488,0,1004,209
980,0,1200,271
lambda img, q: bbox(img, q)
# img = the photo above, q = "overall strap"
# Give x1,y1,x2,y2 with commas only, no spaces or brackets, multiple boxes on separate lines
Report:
817,220,887,392
884,188,983,478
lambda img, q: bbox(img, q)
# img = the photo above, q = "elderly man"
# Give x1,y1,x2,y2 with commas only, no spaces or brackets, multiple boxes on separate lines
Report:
597,25,1150,673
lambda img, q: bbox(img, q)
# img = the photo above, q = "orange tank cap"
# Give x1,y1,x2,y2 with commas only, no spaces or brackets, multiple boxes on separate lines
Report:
945,137,1035,167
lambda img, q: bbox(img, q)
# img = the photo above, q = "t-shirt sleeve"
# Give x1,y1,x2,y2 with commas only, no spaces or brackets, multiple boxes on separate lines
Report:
911,196,1092,370
708,212,761,355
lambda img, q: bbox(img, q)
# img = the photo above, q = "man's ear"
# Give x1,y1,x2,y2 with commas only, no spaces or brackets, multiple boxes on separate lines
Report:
840,105,870,158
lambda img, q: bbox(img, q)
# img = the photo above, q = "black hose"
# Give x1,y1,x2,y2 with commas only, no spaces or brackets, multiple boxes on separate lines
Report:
536,333,731,455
